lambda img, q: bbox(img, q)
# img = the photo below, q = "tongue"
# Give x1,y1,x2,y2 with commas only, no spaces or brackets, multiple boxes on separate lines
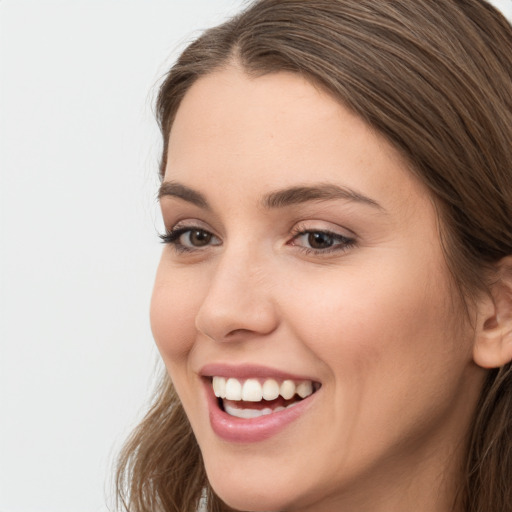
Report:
223,395,301,410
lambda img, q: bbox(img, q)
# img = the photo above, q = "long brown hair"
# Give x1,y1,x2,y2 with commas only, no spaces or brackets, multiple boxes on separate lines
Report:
116,1,512,510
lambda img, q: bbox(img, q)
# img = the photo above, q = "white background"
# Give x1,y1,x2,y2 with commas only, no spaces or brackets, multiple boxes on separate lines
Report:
1,1,511,511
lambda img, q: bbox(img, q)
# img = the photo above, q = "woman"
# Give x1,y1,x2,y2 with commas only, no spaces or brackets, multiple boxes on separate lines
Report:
116,1,512,511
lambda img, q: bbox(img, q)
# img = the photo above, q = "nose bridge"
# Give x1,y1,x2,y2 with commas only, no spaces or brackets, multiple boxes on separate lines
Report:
195,241,278,342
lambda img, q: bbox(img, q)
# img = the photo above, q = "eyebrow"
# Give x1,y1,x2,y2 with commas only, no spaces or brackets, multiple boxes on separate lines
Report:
158,181,383,211
262,183,383,210
158,181,209,209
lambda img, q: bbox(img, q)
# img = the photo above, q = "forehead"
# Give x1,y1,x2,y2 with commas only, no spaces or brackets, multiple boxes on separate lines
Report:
169,67,369,164
165,66,428,215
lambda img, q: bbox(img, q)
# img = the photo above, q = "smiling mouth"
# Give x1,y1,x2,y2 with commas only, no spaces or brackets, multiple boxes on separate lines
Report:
211,376,321,419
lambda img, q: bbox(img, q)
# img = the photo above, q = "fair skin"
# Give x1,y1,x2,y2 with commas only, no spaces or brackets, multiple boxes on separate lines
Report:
151,66,488,512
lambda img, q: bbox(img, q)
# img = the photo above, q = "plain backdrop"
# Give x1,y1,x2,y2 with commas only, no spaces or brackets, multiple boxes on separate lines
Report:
0,1,511,511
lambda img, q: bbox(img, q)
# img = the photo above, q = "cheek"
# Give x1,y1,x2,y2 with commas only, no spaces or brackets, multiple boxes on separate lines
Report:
277,262,474,468
280,256,465,399
150,259,202,365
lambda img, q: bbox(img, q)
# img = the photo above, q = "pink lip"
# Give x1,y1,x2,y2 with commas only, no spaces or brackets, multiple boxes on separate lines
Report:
200,363,317,382
200,364,319,443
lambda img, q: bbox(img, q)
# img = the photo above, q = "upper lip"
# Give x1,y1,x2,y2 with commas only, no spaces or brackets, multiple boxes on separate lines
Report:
199,363,319,383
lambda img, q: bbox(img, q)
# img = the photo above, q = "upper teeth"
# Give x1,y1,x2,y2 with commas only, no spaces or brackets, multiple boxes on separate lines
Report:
212,377,314,402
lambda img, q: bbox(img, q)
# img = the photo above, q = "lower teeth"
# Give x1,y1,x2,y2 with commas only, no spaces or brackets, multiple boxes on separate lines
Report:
223,402,298,419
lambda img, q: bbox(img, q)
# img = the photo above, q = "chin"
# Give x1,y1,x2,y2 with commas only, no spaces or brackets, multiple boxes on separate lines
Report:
210,485,290,512
204,458,301,512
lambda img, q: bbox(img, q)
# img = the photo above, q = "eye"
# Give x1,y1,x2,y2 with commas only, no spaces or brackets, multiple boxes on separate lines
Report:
182,229,214,247
289,228,355,254
300,232,337,250
159,226,221,252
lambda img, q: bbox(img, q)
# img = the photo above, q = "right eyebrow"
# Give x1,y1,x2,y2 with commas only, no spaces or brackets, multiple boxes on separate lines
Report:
158,181,210,209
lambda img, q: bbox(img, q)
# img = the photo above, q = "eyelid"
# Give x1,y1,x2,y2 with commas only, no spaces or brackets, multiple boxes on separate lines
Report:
164,217,212,231
290,220,356,239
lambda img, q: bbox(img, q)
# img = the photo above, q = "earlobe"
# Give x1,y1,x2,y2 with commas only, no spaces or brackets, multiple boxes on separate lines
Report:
473,257,512,369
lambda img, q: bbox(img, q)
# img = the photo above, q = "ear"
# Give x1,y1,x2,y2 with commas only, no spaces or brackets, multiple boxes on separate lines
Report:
473,256,512,369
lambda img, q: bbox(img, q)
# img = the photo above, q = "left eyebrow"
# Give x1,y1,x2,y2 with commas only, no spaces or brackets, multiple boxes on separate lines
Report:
261,184,384,211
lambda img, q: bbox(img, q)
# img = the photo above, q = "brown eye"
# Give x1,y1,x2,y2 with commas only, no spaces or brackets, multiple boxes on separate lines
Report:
187,229,212,247
307,232,335,249
290,229,355,254
159,226,221,250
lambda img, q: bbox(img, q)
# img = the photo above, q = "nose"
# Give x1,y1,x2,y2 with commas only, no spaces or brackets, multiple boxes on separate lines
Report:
194,246,279,342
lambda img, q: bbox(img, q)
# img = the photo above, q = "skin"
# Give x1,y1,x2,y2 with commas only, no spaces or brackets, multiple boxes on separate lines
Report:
151,66,487,512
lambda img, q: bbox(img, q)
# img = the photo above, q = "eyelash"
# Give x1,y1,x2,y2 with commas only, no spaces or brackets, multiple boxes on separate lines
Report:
159,226,220,253
288,225,356,255
159,225,356,255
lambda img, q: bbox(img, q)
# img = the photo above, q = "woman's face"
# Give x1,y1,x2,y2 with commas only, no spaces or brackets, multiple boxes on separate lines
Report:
151,68,485,511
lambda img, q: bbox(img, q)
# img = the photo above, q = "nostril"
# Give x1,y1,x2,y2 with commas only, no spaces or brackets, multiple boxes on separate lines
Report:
225,328,253,338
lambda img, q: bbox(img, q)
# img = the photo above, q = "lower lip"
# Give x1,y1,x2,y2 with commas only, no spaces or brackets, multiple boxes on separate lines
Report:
203,380,317,443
